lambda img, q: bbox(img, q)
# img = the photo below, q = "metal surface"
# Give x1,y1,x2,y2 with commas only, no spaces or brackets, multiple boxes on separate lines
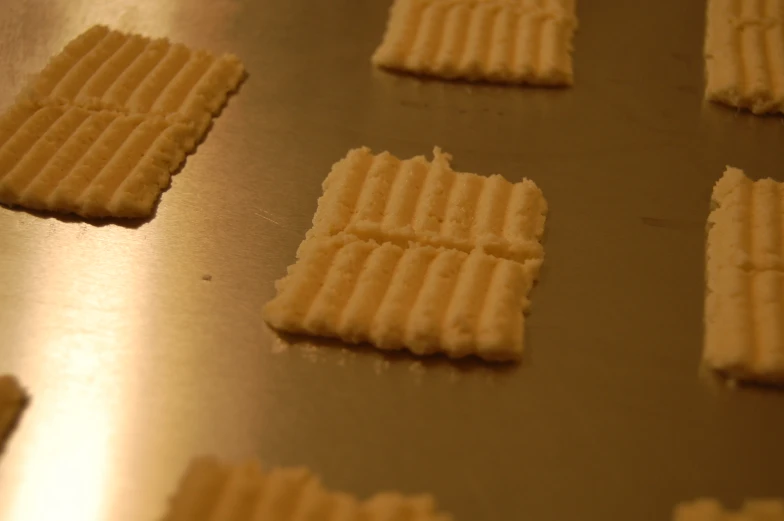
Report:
0,1,783,520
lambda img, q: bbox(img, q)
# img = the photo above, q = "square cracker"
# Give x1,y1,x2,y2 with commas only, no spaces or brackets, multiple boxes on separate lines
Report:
705,0,784,114
0,98,197,218
161,456,453,521
304,146,548,264
705,166,784,384
264,234,540,361
0,375,26,448
372,0,578,85
674,498,784,521
26,25,246,138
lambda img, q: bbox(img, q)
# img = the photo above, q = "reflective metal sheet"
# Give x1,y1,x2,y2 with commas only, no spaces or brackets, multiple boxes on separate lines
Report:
1,1,783,520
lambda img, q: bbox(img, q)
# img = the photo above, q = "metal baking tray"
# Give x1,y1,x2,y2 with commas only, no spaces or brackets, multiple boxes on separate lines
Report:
1,1,783,520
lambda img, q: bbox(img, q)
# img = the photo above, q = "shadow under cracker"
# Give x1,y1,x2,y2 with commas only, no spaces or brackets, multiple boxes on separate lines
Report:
0,394,29,457
274,330,522,376
374,66,572,92
4,202,160,228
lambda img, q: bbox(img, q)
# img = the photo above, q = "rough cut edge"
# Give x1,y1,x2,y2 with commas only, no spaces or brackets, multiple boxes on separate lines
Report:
264,233,539,362
703,166,748,382
703,0,784,115
703,165,784,385
159,456,454,521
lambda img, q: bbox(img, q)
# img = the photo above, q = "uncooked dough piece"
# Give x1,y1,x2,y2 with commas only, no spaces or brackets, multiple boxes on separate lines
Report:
264,234,540,361
0,375,27,447
675,498,784,521
26,24,246,138
305,147,548,264
160,456,454,521
704,0,784,114
372,0,578,85
0,98,197,218
704,166,784,384
0,24,245,219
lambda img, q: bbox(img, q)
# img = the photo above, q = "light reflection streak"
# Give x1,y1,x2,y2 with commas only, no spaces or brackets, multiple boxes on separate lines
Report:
3,223,146,521
6,371,115,521
50,0,238,47
1,1,243,520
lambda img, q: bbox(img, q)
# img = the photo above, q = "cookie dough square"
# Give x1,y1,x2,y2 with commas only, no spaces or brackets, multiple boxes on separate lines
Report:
0,98,197,218
372,0,578,85
705,0,784,114
305,147,548,264
705,166,784,383
161,456,453,521
264,234,540,361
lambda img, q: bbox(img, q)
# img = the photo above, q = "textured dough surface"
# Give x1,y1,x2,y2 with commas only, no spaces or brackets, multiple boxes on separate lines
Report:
0,375,26,447
372,0,578,85
264,234,540,361
0,25,244,219
675,498,784,521
160,456,453,521
705,166,784,383
705,0,784,114
305,147,548,264
27,24,246,138
0,98,196,218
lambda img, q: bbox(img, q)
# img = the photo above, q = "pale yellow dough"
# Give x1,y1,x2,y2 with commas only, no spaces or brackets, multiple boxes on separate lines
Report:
0,24,245,219
705,166,784,384
27,24,246,138
160,456,453,521
306,146,548,264
0,99,197,218
266,147,546,361
372,0,578,85
705,0,784,114
264,234,540,361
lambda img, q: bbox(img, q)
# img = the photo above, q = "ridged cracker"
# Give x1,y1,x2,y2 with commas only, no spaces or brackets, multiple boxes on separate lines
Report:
305,147,548,264
675,498,784,521
161,456,453,521
265,234,540,361
0,25,244,219
0,98,196,218
372,0,578,85
27,24,246,138
705,167,784,383
705,0,784,114
0,375,26,448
